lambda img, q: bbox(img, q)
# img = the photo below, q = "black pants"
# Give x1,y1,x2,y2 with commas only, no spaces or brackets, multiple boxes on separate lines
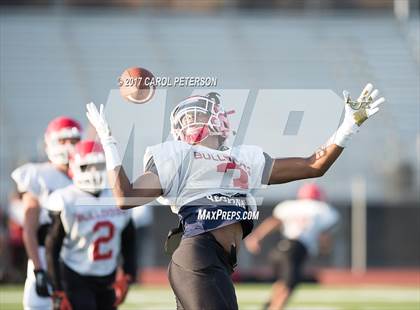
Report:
61,263,116,310
268,239,308,290
168,232,238,310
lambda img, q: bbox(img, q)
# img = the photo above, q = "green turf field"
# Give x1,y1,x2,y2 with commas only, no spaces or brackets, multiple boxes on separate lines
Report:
0,284,418,310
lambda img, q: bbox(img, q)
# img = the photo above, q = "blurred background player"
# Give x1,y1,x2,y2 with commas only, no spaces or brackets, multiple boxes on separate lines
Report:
245,183,339,310
45,140,137,310
10,116,82,310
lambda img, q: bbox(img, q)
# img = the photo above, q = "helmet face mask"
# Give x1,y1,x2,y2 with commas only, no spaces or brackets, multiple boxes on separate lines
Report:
70,141,106,194
176,108,211,144
45,140,78,166
170,93,232,145
72,165,106,194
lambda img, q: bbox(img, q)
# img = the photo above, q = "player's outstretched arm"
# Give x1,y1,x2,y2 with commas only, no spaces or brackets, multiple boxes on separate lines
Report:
268,83,385,185
245,216,282,254
268,144,343,184
86,103,163,209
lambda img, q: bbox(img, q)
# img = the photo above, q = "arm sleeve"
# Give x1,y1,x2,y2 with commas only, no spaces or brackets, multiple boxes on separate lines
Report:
120,219,137,280
143,142,185,200
46,191,65,213
261,152,274,185
45,212,65,290
144,156,158,176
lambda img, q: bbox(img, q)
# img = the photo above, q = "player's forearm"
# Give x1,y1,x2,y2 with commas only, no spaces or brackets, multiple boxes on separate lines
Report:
23,229,42,269
306,143,343,177
252,217,281,241
107,166,131,205
108,168,162,209
23,204,42,269
269,144,343,184
45,214,65,290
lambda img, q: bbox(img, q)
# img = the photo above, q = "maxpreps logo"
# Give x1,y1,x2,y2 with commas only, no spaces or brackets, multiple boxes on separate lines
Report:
197,208,259,221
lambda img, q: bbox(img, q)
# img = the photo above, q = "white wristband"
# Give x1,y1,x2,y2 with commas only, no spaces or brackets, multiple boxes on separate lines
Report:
328,123,359,148
100,136,122,170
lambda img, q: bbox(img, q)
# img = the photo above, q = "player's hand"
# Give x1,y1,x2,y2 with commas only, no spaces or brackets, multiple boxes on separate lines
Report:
86,102,113,142
33,269,52,297
113,274,132,306
342,83,385,129
52,291,72,310
331,83,385,147
86,102,122,170
244,236,261,254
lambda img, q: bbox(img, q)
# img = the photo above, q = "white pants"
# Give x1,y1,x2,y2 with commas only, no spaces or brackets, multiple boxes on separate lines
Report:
23,247,52,310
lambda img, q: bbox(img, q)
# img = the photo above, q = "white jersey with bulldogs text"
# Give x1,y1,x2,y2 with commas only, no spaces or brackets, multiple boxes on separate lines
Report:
144,140,268,213
11,162,73,225
47,186,131,276
273,199,339,256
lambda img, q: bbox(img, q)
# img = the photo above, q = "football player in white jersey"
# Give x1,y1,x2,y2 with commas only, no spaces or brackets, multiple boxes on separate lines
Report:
245,184,339,310
45,140,136,310
11,116,82,310
86,83,384,309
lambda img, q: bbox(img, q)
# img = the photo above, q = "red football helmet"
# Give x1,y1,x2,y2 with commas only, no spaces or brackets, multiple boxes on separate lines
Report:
44,117,82,165
170,92,234,145
70,140,106,194
297,183,325,201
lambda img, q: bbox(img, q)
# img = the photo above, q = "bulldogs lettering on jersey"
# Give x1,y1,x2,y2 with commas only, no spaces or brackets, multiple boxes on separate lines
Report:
11,162,73,225
47,186,131,276
143,140,269,214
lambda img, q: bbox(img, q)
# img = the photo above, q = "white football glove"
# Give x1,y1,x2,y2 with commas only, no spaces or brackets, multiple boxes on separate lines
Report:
331,83,385,147
86,102,122,170
86,102,114,143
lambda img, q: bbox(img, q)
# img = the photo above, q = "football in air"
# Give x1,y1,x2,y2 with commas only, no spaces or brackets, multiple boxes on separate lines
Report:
119,67,156,104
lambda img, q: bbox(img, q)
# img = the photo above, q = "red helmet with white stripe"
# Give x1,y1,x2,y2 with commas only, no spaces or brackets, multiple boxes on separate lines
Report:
70,140,106,194
44,116,82,165
170,92,234,145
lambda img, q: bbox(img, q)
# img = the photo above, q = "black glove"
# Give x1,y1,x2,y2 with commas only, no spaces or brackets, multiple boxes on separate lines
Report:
34,269,52,297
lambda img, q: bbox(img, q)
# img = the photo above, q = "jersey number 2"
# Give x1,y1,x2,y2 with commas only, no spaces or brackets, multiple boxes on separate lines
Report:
93,221,115,261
